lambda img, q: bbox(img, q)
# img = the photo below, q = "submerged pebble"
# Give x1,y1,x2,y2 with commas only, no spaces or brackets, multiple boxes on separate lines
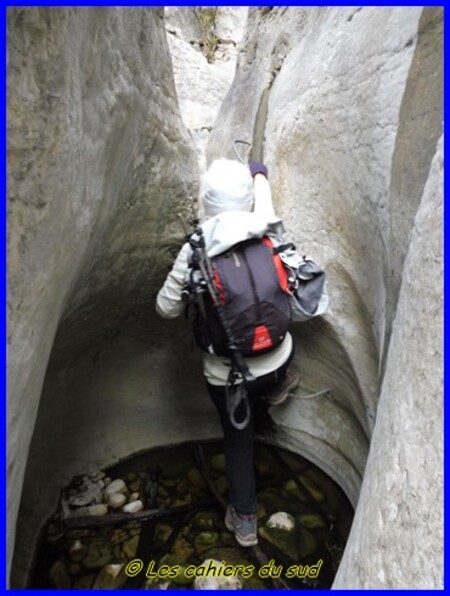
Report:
86,504,108,516
67,562,82,576
259,524,300,559
210,453,226,474
193,559,242,590
173,494,192,507
160,554,192,586
215,476,229,495
68,539,85,562
123,535,140,559
73,573,96,589
192,511,218,531
299,475,325,502
297,525,319,559
82,543,112,570
266,511,295,531
93,563,126,589
187,468,206,489
194,531,219,553
129,479,141,492
110,528,128,544
155,523,173,544
299,513,327,529
48,560,71,589
171,536,195,561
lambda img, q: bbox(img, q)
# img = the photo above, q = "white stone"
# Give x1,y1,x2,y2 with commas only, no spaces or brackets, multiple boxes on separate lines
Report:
193,560,242,590
86,504,108,517
122,500,144,514
266,512,295,531
69,540,83,554
69,494,92,508
108,493,127,510
104,479,127,498
106,563,123,578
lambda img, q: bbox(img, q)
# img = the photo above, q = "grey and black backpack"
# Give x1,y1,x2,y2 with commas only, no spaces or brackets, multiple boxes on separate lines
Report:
188,236,292,358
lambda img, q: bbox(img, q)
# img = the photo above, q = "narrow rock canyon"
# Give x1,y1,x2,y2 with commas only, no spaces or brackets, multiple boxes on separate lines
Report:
7,7,443,588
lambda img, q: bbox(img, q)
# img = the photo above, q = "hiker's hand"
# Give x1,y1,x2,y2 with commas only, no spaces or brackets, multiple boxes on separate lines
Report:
249,161,268,178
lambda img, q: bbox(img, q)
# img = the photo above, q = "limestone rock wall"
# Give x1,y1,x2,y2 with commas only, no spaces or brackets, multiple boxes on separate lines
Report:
8,7,198,584
334,136,443,588
164,7,248,174
207,6,442,588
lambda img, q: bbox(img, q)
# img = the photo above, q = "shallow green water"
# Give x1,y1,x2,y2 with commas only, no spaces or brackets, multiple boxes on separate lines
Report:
31,440,353,589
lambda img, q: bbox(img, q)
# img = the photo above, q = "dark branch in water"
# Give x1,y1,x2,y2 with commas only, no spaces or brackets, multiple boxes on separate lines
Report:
47,498,216,539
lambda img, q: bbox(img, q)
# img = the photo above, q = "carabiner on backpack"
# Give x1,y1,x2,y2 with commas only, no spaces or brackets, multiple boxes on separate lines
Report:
225,369,251,430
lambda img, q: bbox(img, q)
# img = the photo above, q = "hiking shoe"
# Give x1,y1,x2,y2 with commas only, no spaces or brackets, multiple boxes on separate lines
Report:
265,362,300,406
225,505,258,547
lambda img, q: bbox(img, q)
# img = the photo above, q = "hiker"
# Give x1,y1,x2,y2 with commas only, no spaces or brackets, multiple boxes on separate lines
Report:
156,158,319,547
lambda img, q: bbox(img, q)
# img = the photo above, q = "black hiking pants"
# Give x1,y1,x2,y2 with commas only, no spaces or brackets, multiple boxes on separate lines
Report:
206,347,294,515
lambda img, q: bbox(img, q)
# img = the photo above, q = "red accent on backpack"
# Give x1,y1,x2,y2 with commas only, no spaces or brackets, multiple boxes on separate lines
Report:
213,268,226,305
262,237,291,294
252,325,273,351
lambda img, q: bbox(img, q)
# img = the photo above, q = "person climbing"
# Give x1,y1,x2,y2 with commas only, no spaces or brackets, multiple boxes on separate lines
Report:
156,157,320,547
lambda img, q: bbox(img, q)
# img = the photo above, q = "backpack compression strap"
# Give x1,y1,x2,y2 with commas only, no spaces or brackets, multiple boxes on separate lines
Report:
188,226,255,430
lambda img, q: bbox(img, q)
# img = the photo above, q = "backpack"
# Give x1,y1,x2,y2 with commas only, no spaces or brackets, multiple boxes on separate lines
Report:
188,236,292,358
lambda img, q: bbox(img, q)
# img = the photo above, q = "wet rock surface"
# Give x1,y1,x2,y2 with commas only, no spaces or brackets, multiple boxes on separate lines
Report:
8,7,198,584
31,441,353,589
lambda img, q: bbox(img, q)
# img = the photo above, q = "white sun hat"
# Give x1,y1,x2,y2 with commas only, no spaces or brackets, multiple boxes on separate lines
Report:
201,158,254,219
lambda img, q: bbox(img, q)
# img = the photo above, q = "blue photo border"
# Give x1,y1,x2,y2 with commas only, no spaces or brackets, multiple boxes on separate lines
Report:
1,1,446,593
